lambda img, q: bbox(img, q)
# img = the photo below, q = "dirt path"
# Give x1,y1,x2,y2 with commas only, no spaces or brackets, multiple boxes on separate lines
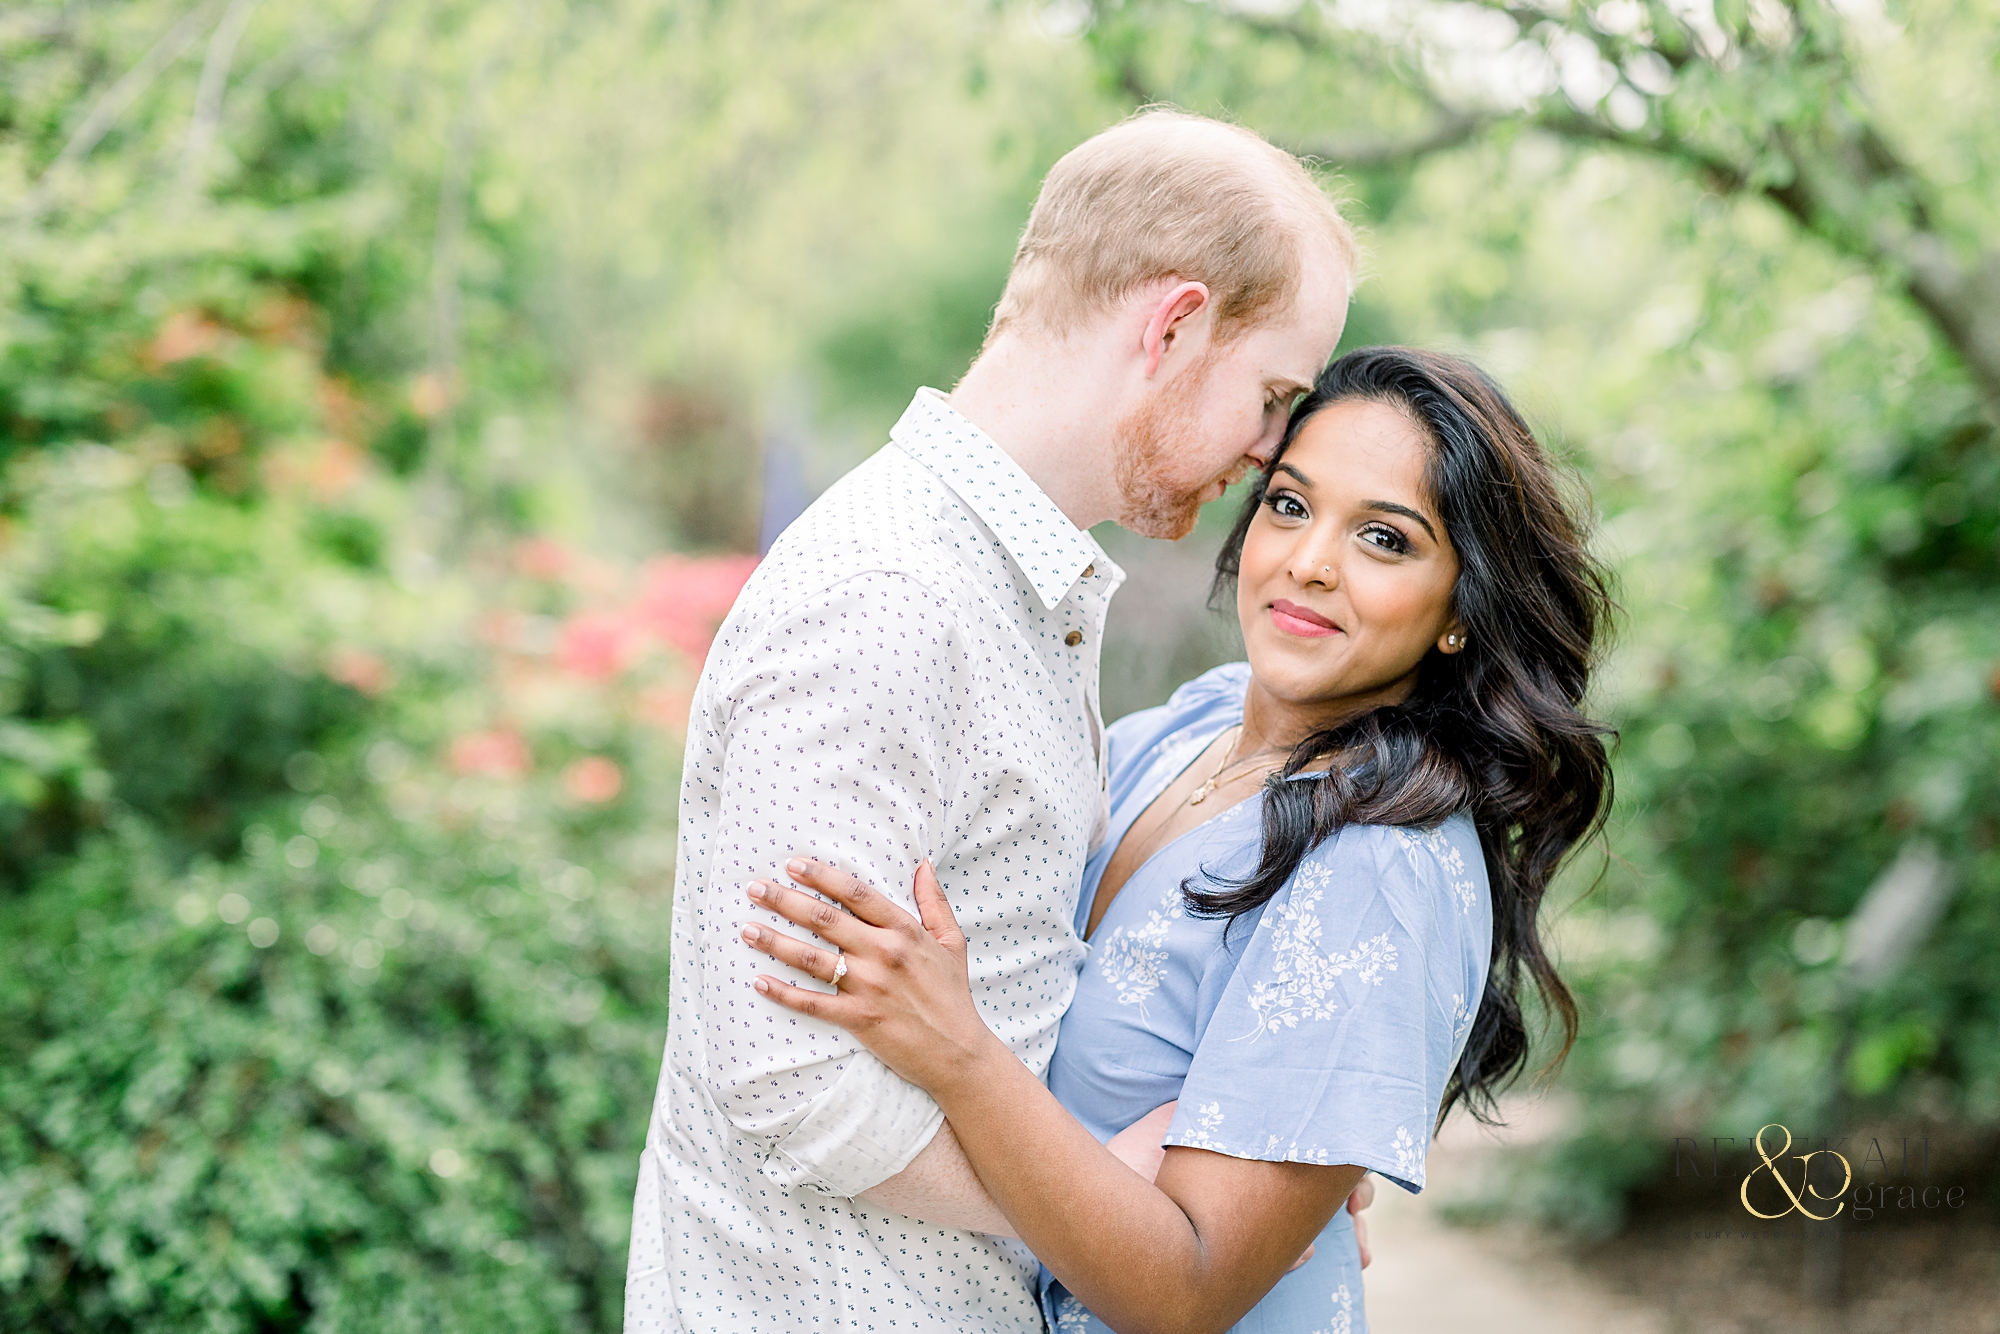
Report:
1361,1108,1668,1334
1362,1179,1667,1334
1358,1103,1999,1334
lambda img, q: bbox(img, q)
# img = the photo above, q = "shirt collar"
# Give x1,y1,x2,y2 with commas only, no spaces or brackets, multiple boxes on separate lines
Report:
889,388,1115,611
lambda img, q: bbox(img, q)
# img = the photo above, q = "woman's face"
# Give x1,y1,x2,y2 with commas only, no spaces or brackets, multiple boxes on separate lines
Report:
1236,397,1466,720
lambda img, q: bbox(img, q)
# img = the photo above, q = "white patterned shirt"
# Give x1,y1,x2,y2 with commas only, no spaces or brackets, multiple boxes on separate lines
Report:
625,389,1125,1333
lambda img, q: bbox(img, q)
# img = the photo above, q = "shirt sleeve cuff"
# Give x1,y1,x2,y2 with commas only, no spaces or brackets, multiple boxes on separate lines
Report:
758,1051,946,1197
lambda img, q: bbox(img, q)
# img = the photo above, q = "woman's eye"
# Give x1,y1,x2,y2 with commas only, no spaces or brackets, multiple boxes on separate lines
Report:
1264,492,1308,520
1361,524,1411,554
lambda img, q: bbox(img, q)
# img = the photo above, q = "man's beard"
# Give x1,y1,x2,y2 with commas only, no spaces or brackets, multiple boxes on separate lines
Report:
1112,350,1231,541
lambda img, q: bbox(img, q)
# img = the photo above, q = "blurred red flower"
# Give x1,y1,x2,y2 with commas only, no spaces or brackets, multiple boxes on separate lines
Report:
515,538,573,581
562,755,624,804
556,611,641,679
325,646,394,697
639,684,695,735
450,729,531,779
632,554,757,665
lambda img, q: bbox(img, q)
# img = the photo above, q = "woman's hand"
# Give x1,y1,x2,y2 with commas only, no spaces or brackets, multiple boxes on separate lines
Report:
742,858,1005,1097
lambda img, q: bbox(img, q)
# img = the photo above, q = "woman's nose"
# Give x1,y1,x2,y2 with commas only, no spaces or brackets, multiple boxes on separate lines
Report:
1294,551,1338,588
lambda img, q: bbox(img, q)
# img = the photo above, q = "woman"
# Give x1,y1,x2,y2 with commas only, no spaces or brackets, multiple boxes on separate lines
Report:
739,347,1614,1333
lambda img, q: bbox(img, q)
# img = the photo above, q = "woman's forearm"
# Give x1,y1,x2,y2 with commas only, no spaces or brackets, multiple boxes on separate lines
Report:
930,1039,1326,1334
739,860,1353,1331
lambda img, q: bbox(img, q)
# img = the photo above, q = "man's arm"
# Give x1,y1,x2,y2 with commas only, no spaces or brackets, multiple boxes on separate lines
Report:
692,571,970,1198
863,1107,1201,1235
861,1121,1016,1234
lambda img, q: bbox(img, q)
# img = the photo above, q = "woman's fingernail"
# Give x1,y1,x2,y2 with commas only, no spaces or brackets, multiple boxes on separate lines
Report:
743,925,763,943
745,881,766,900
785,858,809,877
754,978,770,994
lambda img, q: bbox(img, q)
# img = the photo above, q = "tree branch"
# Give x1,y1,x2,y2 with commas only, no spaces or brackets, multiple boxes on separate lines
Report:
1290,114,1489,170
1527,107,2000,419
14,0,226,220
176,0,262,206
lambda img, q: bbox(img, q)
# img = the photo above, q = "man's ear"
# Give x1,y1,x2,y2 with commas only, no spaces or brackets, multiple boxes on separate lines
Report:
1142,280,1211,377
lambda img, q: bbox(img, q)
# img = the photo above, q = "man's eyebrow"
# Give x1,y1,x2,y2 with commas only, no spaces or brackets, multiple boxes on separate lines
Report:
1364,499,1439,542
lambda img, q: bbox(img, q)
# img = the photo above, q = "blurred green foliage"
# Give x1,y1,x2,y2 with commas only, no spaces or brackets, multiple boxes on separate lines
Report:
1,0,1997,1328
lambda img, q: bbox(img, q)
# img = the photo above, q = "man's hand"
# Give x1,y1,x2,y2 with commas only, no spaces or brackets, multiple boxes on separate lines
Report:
1347,1173,1375,1269
1104,1101,1177,1182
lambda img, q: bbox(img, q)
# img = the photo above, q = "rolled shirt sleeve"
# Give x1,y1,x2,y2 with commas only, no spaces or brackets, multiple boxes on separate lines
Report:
690,569,970,1196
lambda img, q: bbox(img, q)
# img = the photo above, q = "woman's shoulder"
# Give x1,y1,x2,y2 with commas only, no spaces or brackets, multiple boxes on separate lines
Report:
1284,811,1489,918
1105,662,1249,748
1162,660,1253,711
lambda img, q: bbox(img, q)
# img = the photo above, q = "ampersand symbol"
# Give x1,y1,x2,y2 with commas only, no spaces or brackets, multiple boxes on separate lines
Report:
1740,1124,1847,1221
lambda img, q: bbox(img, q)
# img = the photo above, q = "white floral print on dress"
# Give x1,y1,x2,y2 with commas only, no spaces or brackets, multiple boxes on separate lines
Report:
1055,1294,1093,1331
1095,873,1188,1011
1451,992,1474,1043
1310,1284,1355,1334
1394,825,1478,914
1172,1101,1229,1151
1391,1125,1420,1180
1096,906,1175,1010
1238,882,1399,1039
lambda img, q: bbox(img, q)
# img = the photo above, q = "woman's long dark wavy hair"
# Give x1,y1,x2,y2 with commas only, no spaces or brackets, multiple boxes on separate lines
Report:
1202,346,1615,1126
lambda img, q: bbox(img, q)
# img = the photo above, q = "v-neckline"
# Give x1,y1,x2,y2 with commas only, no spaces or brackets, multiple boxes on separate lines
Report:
1083,715,1259,944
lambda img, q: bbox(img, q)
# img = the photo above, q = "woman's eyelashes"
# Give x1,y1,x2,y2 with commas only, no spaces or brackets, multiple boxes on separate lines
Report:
1264,489,1310,521
1263,491,1422,554
1360,522,1414,555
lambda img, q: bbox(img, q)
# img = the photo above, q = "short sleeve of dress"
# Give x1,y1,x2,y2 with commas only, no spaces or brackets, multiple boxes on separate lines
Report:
1161,818,1487,1194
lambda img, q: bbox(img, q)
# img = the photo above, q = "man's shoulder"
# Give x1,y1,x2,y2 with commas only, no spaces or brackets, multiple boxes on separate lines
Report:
757,444,960,591
708,446,979,667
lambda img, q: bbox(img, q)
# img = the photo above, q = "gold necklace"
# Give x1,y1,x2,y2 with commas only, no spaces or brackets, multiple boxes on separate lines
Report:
1186,725,1282,806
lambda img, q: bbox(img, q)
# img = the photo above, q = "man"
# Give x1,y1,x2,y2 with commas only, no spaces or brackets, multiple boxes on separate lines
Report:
625,109,1355,1332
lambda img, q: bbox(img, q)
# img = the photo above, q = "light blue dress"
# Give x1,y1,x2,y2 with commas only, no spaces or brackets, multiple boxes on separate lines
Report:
1041,663,1494,1334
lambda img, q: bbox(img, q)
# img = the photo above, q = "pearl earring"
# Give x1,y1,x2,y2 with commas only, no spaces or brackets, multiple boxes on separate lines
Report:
1447,634,1462,647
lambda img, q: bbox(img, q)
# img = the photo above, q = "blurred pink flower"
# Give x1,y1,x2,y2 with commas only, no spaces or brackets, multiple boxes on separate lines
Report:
450,729,531,779
633,554,757,665
639,684,695,735
557,611,641,679
515,538,574,581
325,646,394,697
148,310,225,367
562,755,624,804
477,610,521,648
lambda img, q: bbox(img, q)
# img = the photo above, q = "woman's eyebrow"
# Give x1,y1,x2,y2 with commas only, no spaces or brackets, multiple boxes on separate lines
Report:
1363,499,1439,542
1273,462,1313,488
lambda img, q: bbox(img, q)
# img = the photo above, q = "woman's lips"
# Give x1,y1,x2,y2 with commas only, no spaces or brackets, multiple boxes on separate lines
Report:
1270,599,1339,638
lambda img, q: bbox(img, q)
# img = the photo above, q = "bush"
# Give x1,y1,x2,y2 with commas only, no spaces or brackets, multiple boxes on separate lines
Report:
0,469,695,1331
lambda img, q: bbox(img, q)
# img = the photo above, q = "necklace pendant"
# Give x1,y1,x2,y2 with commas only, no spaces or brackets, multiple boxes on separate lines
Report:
1188,783,1212,805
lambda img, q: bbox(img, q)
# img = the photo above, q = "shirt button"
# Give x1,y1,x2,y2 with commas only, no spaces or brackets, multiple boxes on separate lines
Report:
1064,631,1083,647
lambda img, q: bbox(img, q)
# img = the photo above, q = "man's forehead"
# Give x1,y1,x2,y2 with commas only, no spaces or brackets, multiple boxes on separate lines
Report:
1265,306,1346,389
